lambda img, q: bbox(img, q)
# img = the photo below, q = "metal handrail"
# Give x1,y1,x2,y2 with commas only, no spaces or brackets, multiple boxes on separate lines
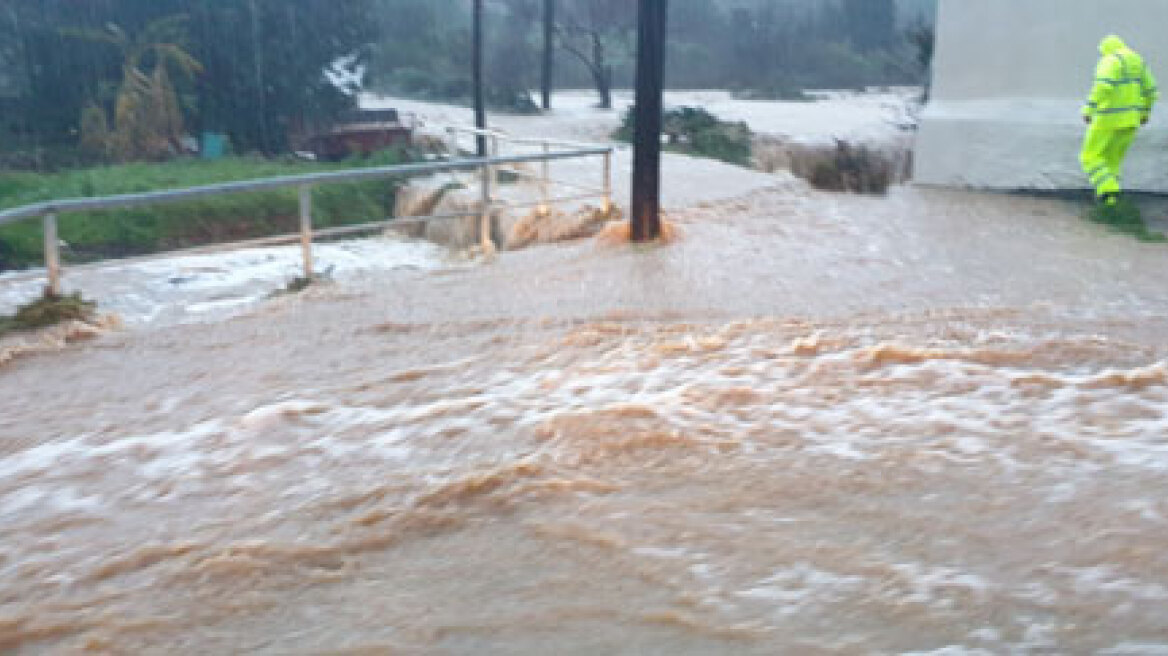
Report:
440,124,609,152
0,146,614,297
0,148,609,225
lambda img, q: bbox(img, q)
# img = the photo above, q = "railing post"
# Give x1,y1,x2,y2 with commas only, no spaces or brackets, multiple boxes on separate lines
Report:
480,158,495,257
42,213,61,297
540,141,551,215
602,150,613,214
446,127,459,158
298,185,314,279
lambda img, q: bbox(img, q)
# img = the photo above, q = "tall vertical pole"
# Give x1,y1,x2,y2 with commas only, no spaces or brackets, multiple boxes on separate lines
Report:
631,0,668,242
473,0,487,157
542,0,555,110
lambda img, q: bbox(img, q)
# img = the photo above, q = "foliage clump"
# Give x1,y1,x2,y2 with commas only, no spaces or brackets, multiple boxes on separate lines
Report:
284,277,315,294
1088,198,1167,243
615,107,753,168
0,292,97,336
380,68,539,115
8,2,373,160
731,84,813,103
809,140,896,195
69,16,203,163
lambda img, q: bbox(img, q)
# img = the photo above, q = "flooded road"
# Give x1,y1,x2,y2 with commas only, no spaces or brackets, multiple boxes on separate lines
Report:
2,183,1168,653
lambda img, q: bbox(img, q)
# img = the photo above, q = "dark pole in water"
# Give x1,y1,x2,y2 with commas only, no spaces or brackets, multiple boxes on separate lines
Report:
631,0,668,242
542,0,555,110
473,0,487,156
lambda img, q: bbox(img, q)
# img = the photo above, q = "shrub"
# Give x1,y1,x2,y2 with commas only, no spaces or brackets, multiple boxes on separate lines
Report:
615,106,754,167
380,68,538,115
1087,198,1167,242
731,85,813,103
808,140,896,195
0,292,97,336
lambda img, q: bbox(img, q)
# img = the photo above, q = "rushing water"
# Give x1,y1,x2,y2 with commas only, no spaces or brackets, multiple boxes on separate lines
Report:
2,185,1167,653
0,236,447,327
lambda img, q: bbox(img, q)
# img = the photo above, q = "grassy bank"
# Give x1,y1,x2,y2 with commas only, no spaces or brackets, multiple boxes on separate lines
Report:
0,151,413,271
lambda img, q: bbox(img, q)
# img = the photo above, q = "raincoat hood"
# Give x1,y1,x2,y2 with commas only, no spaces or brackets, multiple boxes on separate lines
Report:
1100,35,1127,55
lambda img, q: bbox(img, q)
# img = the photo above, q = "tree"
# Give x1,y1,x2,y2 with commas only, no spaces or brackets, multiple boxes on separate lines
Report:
557,0,635,109
190,0,376,153
373,0,464,80
6,0,375,158
907,19,935,99
665,0,729,88
842,0,896,52
67,16,202,161
488,0,540,112
542,0,555,110
371,0,538,114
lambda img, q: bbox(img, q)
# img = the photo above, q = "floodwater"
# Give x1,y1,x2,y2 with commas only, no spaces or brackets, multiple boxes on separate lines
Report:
0,236,448,327
2,183,1168,654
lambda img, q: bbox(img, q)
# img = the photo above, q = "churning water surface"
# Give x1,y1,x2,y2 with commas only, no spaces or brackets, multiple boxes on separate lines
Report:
2,184,1167,653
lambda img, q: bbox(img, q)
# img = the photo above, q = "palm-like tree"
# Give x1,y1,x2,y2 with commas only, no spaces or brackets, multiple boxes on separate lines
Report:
68,15,203,161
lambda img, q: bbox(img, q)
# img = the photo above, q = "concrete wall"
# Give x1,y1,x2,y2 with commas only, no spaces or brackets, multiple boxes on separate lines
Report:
915,0,1168,191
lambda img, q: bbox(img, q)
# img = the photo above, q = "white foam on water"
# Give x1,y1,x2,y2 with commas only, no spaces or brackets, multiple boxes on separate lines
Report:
0,236,448,327
889,563,992,606
1057,565,1168,601
1100,644,1168,655
735,563,867,610
901,644,995,648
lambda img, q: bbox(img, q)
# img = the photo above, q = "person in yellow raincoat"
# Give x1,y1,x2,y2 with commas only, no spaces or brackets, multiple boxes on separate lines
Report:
1081,35,1158,205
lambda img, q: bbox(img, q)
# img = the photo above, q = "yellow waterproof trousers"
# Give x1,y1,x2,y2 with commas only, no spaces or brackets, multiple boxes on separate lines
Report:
1080,125,1138,199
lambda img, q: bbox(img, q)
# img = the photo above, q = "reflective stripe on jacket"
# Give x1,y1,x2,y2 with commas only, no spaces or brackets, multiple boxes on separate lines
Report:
1084,36,1159,129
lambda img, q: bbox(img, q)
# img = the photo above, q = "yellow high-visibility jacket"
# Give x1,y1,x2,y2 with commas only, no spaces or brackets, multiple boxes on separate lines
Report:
1083,36,1158,130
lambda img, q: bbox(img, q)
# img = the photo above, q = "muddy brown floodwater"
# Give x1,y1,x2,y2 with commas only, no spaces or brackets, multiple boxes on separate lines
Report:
2,184,1168,654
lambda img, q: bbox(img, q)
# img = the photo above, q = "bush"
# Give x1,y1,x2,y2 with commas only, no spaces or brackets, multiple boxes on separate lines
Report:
808,140,896,195
791,41,882,91
380,68,539,115
615,106,754,167
1087,198,1167,242
731,84,813,102
0,292,97,336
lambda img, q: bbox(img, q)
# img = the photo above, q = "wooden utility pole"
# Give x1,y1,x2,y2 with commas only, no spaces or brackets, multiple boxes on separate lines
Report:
631,0,668,242
473,0,487,156
542,0,555,110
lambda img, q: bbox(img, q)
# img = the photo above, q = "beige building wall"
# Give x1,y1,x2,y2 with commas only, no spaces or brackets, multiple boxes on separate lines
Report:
915,0,1168,191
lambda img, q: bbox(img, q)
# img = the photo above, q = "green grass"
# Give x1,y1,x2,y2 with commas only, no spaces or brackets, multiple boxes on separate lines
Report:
1087,198,1168,242
0,150,414,270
